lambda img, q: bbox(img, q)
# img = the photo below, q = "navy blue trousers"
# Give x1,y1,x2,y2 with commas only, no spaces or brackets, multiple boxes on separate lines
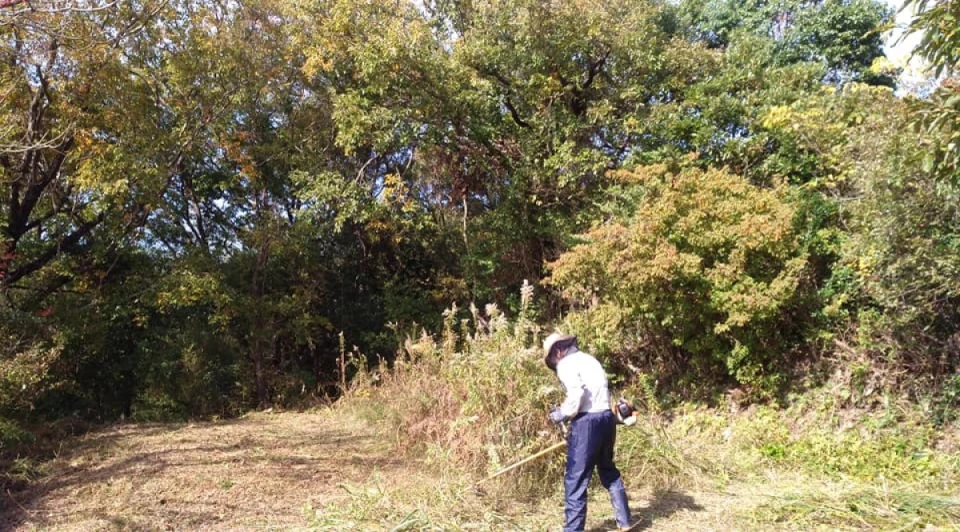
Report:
563,410,626,531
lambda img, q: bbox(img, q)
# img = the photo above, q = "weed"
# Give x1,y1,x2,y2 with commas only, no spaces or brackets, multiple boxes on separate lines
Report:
747,485,960,529
330,286,960,530
5,457,47,483
933,375,960,427
336,284,723,500
0,417,33,450
337,287,564,496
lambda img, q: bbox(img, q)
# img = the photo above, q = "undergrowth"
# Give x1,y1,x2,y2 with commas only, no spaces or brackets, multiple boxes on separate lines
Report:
338,281,562,495
336,282,711,495
327,285,960,530
747,485,960,529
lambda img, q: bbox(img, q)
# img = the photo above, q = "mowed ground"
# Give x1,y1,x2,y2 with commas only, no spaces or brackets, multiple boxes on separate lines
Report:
1,411,405,530
0,410,788,531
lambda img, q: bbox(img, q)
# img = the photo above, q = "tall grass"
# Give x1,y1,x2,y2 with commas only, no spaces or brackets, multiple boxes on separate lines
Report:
338,281,566,494
329,285,960,530
748,486,960,529
336,282,718,500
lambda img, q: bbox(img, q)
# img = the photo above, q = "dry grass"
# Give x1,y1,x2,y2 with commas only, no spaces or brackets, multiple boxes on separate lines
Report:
0,406,748,532
0,410,404,531
2,405,957,531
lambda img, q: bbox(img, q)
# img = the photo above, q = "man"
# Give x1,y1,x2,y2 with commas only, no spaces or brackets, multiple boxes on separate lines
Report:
544,332,632,532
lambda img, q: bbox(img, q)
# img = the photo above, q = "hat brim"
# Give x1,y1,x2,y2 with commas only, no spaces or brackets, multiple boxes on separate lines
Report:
543,333,576,357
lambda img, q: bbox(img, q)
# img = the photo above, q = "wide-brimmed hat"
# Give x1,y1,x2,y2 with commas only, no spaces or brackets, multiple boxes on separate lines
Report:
543,332,576,357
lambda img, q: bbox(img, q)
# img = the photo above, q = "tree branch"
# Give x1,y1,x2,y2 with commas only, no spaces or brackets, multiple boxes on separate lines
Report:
2,213,105,287
17,135,73,233
504,97,531,129
582,50,610,90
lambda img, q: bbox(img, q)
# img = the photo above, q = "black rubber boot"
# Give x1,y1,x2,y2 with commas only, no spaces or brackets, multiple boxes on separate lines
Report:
609,484,631,529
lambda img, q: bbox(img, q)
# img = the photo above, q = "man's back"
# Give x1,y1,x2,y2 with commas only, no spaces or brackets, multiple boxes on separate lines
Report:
556,350,610,415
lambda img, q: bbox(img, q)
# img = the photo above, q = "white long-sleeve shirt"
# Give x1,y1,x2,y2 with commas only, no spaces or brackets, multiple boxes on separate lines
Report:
556,349,611,418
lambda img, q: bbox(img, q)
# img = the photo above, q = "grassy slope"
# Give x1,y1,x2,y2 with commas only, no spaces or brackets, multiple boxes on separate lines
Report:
2,405,958,531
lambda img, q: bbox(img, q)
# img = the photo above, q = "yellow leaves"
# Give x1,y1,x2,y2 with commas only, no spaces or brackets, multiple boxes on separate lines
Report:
760,105,796,130
761,103,835,136
72,139,138,199
303,37,339,77
380,172,406,202
154,269,233,328
220,133,260,180
73,130,98,153
607,163,669,184
550,164,807,338
378,172,420,218
853,247,884,287
868,56,899,78
365,218,392,243
623,115,641,133
300,0,437,81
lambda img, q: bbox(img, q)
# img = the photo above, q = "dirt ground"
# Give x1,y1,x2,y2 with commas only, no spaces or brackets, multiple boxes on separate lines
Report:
0,410,771,531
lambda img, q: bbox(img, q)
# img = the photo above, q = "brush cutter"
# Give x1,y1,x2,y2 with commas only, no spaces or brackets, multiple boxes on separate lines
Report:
475,418,568,486
476,397,637,486
614,397,637,426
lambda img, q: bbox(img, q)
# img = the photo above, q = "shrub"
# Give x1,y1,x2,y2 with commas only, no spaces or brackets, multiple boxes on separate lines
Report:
758,83,960,394
0,342,60,418
548,164,817,396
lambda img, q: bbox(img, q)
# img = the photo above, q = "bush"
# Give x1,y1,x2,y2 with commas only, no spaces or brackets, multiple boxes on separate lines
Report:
0,417,33,452
0,341,60,418
548,164,818,396
758,83,960,393
838,88,960,376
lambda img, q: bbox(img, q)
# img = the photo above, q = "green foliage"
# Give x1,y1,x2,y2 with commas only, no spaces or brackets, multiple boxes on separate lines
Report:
0,418,33,452
549,165,816,394
0,0,953,439
831,85,960,370
911,84,960,184
301,0,744,299
905,0,960,79
933,375,960,427
749,487,960,529
904,1,960,186
680,0,893,84
0,342,60,417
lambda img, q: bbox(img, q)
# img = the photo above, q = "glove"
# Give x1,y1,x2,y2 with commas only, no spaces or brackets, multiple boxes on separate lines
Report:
548,407,566,424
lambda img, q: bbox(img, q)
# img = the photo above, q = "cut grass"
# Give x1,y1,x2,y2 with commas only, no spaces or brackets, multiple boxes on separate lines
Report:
1,404,958,531
0,410,400,530
747,484,960,530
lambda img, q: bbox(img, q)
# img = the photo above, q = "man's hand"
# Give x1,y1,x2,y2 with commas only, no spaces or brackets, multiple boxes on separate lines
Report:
548,407,566,424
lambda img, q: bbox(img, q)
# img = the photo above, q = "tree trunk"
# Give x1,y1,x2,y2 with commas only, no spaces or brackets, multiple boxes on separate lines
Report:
250,189,272,408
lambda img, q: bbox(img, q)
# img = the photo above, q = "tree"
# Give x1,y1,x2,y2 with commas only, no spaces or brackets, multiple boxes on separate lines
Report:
0,1,172,303
903,0,960,184
297,0,726,301
680,0,893,84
